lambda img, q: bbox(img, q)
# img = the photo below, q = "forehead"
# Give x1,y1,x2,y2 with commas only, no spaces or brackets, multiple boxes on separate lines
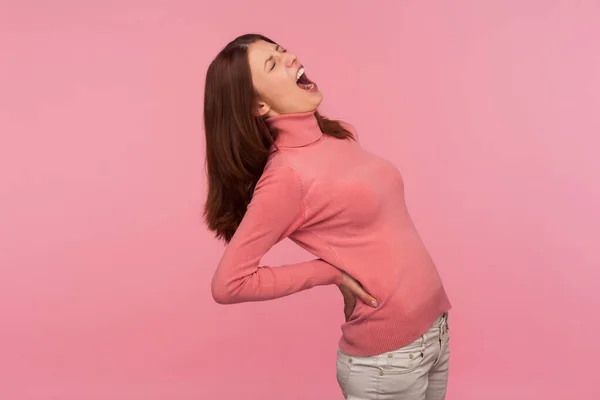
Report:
247,40,278,70
248,40,277,57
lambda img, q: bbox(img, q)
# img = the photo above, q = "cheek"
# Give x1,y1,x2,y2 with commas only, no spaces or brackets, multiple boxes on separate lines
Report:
273,74,294,94
260,77,294,102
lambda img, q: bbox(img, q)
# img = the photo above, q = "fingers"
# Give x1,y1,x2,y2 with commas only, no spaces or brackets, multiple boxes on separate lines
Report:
354,286,378,308
365,294,379,307
340,272,378,308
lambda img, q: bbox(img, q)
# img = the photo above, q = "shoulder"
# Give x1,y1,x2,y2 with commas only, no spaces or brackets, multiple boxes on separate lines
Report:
255,165,303,198
263,149,308,185
248,165,306,217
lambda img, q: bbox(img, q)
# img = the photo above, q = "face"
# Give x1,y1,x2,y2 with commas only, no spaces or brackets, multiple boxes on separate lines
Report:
247,40,323,118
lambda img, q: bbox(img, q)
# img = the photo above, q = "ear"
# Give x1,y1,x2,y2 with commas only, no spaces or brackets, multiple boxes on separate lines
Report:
256,101,271,117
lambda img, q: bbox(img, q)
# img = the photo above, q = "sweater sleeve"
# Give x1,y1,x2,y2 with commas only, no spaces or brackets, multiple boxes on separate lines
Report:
211,166,344,304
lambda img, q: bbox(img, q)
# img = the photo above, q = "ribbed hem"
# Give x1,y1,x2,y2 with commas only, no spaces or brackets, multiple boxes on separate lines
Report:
338,289,452,357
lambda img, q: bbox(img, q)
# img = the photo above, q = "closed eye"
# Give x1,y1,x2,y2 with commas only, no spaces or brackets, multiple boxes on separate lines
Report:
268,45,286,71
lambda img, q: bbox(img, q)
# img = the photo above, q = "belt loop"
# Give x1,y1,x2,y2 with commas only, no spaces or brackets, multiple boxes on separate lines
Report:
439,313,447,336
444,312,449,334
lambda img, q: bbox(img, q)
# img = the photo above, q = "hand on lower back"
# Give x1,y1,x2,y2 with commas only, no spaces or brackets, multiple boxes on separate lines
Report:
338,272,378,322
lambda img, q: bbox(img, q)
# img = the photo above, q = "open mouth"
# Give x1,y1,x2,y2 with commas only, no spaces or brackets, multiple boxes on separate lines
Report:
296,67,318,92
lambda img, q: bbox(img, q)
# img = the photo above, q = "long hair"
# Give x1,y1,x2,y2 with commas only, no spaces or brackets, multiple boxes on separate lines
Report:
203,33,354,242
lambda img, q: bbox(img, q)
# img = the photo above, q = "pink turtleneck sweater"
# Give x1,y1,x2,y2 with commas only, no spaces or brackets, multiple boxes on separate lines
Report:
211,112,451,357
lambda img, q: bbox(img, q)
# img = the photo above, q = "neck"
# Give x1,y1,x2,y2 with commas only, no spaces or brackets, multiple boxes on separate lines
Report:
266,111,323,148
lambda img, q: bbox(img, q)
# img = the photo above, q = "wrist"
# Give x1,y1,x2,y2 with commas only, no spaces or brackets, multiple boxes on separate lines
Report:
333,269,344,286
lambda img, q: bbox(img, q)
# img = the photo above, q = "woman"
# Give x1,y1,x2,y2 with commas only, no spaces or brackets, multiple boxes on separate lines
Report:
203,33,452,400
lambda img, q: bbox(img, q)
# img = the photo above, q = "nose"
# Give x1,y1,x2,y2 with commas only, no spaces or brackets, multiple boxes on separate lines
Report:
283,52,298,68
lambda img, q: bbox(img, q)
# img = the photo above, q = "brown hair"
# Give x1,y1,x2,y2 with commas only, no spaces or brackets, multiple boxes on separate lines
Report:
203,33,354,242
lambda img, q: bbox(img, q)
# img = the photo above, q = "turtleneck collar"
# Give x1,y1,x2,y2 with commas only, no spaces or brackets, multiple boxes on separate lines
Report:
266,111,323,148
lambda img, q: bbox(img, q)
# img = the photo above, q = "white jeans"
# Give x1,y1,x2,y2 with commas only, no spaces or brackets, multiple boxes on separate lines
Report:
336,313,450,400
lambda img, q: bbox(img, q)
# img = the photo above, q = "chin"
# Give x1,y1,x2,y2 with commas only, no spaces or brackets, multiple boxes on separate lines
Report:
283,91,323,114
308,91,324,111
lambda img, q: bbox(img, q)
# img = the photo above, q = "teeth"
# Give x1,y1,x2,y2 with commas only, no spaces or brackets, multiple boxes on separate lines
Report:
305,83,314,90
296,67,305,81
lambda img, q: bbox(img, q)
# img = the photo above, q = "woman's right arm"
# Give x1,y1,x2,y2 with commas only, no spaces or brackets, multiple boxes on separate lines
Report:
211,166,343,304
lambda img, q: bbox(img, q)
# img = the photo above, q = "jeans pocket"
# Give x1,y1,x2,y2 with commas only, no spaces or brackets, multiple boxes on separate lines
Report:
380,337,425,375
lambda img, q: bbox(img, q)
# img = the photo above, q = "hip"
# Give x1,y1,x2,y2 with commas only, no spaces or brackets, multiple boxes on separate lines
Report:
336,313,450,399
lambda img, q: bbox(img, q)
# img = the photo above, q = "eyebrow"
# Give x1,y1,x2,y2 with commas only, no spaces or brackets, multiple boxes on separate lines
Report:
264,45,281,71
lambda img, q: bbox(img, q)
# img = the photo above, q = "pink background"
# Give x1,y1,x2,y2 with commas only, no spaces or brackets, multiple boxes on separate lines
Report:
1,1,599,399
